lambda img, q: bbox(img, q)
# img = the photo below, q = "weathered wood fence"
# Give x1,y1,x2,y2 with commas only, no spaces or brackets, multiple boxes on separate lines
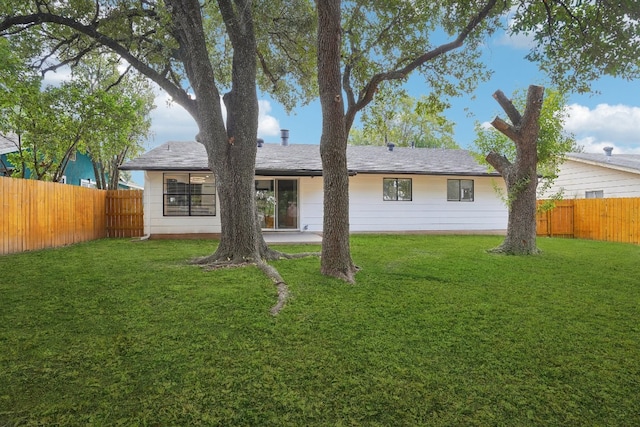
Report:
1,176,143,255
106,189,144,238
537,198,640,245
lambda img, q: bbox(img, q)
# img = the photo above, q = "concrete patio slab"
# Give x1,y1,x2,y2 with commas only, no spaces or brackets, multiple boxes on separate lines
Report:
263,232,322,245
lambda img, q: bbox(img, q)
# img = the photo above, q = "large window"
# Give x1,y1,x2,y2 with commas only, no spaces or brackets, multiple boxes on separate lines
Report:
164,173,216,216
383,178,412,201
447,179,474,202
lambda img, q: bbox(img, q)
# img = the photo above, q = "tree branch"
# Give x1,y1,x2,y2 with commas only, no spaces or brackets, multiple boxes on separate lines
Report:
485,151,512,175
490,116,520,142
256,48,280,90
0,12,197,117
347,0,500,126
492,90,522,126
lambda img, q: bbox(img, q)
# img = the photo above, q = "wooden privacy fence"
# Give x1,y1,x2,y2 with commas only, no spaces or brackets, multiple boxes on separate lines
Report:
1,177,143,255
537,198,640,245
106,189,144,238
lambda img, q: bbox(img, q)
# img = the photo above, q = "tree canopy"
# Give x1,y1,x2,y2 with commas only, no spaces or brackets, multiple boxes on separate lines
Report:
349,86,458,149
0,41,153,186
509,1,640,93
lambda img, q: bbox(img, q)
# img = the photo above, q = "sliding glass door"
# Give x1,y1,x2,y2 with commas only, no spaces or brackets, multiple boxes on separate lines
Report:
255,179,298,230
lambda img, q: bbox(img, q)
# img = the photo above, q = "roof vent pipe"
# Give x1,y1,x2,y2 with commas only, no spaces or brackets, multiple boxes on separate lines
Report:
257,138,264,148
387,143,395,152
603,146,613,157
280,129,289,146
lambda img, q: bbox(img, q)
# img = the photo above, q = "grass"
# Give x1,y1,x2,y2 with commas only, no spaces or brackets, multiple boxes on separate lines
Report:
1,235,639,426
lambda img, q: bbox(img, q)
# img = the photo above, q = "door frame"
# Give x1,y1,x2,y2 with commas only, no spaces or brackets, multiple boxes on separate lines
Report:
255,178,299,231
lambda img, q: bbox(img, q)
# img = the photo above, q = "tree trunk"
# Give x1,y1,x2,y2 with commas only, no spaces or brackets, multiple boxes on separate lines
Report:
168,0,273,265
485,85,544,255
316,0,357,282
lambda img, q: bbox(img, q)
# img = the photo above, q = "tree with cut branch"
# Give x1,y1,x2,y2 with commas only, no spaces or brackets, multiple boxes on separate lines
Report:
484,85,544,254
477,86,577,255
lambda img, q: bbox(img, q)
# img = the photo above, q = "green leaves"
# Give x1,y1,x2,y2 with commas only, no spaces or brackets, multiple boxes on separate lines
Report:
349,85,458,148
0,42,153,186
509,1,640,93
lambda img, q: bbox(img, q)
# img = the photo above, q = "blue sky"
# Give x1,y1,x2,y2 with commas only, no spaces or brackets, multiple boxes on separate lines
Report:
142,27,640,184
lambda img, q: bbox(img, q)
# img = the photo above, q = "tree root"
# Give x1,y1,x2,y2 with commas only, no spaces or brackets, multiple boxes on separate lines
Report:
265,250,321,261
256,261,289,315
488,245,541,255
188,254,255,266
189,250,320,315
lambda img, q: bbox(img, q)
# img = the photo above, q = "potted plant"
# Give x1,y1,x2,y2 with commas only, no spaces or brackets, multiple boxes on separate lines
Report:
256,190,276,228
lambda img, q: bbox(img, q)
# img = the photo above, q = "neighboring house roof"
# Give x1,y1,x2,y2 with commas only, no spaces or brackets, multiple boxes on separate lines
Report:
0,133,19,155
118,180,144,190
121,141,499,177
567,152,640,176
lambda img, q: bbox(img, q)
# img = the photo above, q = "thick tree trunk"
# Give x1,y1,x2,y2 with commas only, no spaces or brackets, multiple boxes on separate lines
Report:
488,151,539,254
206,127,262,263
486,85,544,255
316,0,357,282
169,0,271,264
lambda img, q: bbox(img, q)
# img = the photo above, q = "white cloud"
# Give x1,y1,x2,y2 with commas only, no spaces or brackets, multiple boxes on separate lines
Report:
147,90,198,147
41,66,73,87
494,8,537,50
480,121,493,129
148,90,281,147
564,103,640,147
475,103,640,155
495,29,536,50
257,100,280,138
575,136,640,155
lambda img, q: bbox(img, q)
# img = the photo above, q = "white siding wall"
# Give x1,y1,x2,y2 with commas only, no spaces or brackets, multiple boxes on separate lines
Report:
144,171,508,235
541,160,640,199
145,171,221,235
298,176,324,231
346,174,507,232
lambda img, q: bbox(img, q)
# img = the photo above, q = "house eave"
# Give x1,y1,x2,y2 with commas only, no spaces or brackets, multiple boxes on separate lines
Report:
567,156,640,176
119,165,498,178
119,165,211,171
255,169,324,177
355,170,501,177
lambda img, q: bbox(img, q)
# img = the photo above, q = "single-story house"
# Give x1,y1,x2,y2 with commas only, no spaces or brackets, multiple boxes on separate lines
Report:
120,140,508,238
540,147,640,199
1,133,141,189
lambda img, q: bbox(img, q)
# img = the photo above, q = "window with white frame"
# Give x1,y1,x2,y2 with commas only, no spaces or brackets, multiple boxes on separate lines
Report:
585,190,604,199
447,179,474,201
163,173,216,216
383,178,412,201
80,178,96,188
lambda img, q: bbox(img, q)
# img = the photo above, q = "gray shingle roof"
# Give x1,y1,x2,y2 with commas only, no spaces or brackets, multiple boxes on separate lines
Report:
0,133,19,155
567,152,640,175
121,141,499,176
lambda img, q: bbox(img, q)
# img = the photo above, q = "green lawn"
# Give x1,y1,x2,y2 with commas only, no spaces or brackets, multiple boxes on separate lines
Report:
1,235,639,426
